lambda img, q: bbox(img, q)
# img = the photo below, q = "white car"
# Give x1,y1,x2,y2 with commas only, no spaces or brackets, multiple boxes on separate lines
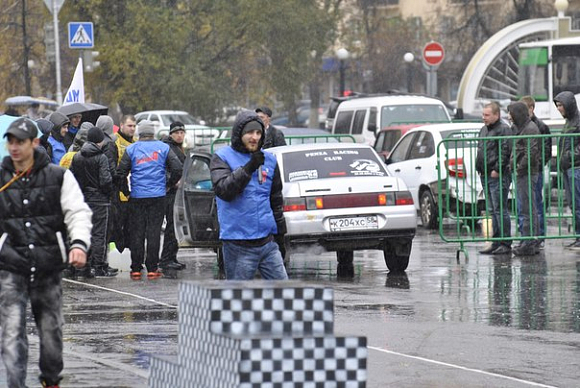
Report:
134,110,220,149
174,143,417,272
385,122,485,228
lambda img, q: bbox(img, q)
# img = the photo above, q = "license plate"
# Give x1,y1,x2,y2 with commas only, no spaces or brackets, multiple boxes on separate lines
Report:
329,216,378,231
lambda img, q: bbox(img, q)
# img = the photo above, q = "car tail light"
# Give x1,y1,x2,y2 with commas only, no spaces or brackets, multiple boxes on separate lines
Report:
395,191,414,206
447,157,465,178
283,198,306,212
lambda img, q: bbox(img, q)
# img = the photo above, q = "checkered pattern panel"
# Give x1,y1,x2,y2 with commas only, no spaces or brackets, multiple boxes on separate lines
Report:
238,336,367,387
149,356,181,388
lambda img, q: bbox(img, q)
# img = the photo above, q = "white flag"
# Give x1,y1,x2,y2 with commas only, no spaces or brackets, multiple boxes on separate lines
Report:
63,58,85,105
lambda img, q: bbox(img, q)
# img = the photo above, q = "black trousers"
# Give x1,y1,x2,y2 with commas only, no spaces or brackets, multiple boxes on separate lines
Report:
128,197,165,273
110,198,131,253
160,192,179,267
88,203,110,269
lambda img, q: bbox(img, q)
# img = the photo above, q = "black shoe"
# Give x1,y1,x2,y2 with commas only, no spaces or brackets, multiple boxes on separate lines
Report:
479,244,499,254
174,260,186,270
93,267,119,277
106,266,119,274
62,267,76,279
513,245,536,256
77,267,95,279
567,240,580,250
492,246,512,255
161,262,183,271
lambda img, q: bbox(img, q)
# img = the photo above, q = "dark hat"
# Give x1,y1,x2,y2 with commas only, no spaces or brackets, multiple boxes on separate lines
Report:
169,121,185,134
4,118,38,140
87,126,105,144
137,120,156,138
241,120,264,136
255,106,273,118
35,118,54,136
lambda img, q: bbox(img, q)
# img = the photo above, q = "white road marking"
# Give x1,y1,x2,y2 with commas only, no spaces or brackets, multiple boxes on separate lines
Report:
63,279,178,309
368,346,558,388
64,348,149,379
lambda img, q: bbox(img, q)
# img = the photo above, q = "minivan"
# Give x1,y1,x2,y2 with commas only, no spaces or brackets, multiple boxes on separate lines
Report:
331,95,452,144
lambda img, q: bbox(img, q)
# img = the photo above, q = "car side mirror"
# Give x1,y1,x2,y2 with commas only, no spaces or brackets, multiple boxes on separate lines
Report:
368,123,377,133
454,108,464,120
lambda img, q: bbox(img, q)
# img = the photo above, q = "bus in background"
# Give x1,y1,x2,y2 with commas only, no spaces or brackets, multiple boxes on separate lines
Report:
518,36,580,120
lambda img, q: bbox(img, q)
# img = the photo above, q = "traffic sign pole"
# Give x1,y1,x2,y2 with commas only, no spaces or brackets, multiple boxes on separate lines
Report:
422,42,445,97
53,0,63,105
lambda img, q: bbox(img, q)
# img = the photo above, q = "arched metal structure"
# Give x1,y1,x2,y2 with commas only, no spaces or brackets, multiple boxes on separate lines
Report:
457,18,559,115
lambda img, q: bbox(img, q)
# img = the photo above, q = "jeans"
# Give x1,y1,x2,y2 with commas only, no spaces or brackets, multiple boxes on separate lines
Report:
88,203,110,269
562,167,580,235
222,240,288,280
518,173,545,237
482,175,512,247
516,173,539,242
0,270,63,387
129,197,166,272
160,192,179,267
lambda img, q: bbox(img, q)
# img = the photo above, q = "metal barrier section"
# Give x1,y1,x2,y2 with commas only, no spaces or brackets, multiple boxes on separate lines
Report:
436,130,580,260
149,281,367,387
211,134,356,153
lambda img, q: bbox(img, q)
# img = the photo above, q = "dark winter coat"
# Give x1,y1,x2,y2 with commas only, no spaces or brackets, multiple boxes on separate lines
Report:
508,102,541,176
554,91,580,171
0,150,92,276
70,142,113,204
262,125,286,149
475,117,513,176
162,136,186,194
46,111,70,164
210,110,286,239
531,115,551,165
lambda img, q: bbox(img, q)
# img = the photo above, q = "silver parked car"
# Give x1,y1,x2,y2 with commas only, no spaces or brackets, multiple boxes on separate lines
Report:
174,142,416,272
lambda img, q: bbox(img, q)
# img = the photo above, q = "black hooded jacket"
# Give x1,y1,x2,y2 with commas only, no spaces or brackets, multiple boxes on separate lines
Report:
508,102,541,176
263,125,287,149
162,136,186,194
475,116,513,176
70,142,113,204
554,91,580,171
209,110,286,236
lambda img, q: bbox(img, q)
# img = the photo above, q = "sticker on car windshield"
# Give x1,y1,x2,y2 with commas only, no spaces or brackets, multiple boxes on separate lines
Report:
349,159,383,176
289,170,318,182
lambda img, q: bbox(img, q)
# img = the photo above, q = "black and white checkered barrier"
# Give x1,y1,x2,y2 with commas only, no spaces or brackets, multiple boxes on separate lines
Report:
149,281,367,387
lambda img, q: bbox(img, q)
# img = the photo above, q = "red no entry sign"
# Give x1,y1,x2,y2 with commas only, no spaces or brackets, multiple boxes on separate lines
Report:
423,42,445,66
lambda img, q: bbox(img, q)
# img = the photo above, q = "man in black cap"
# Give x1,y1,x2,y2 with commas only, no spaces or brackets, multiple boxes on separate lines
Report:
0,117,92,387
160,121,187,271
70,126,117,277
255,106,286,148
210,111,287,280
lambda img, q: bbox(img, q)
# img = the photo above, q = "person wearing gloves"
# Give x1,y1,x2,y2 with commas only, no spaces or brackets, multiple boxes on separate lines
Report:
59,121,94,169
210,111,288,281
0,117,92,388
46,111,70,165
70,127,117,278
116,120,182,280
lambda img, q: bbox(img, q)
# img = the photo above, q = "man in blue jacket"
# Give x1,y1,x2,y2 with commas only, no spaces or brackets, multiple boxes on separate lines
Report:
210,111,287,280
116,120,182,279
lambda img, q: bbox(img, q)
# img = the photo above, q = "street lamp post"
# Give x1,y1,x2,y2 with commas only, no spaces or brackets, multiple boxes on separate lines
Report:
336,48,349,96
403,52,415,93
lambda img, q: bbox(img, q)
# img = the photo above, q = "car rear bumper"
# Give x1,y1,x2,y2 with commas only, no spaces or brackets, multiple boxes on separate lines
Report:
286,229,416,251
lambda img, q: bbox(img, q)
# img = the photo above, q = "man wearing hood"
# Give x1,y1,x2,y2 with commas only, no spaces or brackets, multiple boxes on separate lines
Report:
210,110,287,280
46,111,70,165
70,127,117,277
64,113,82,149
96,115,119,174
508,102,541,256
554,91,580,249
0,118,92,387
475,101,513,255
59,121,93,169
159,121,187,271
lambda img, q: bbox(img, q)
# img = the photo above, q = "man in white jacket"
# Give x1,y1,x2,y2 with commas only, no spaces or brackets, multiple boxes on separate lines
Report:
0,117,93,388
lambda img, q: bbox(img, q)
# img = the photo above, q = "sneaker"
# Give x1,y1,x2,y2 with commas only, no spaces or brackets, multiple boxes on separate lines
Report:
130,271,142,280
568,240,580,250
147,270,163,279
160,262,183,271
77,267,95,279
174,260,186,270
513,244,537,256
93,267,118,277
106,266,119,274
479,244,499,254
491,245,512,255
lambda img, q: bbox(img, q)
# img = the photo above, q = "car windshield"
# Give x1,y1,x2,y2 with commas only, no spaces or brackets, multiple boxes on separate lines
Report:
282,147,387,182
441,129,480,149
160,113,198,126
381,104,449,127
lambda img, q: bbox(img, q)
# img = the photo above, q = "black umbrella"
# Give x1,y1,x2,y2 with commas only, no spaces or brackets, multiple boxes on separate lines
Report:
57,102,108,125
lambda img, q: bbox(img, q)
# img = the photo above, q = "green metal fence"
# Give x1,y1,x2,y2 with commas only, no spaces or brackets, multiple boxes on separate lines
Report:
436,130,580,260
210,134,356,154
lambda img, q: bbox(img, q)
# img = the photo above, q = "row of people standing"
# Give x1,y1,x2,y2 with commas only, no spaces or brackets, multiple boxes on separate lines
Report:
476,92,580,256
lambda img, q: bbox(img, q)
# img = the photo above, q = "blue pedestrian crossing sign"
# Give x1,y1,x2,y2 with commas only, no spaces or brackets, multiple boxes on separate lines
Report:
68,22,94,49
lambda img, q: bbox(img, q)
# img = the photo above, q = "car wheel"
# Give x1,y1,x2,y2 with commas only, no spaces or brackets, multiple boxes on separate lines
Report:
383,239,412,272
336,251,354,277
420,190,438,229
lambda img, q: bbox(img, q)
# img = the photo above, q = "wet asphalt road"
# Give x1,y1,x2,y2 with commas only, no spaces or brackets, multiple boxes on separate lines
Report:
2,223,579,388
